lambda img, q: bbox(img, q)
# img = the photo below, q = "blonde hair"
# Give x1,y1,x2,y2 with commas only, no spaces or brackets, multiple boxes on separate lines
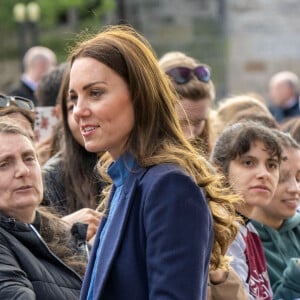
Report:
211,94,273,146
159,51,215,102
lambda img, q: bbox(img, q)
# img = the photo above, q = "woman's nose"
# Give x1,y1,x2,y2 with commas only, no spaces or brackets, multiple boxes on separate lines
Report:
256,164,270,180
287,177,300,195
73,97,90,122
15,162,30,178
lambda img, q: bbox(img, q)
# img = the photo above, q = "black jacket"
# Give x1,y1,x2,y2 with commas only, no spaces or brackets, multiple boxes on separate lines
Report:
269,96,300,122
7,79,37,104
0,212,83,299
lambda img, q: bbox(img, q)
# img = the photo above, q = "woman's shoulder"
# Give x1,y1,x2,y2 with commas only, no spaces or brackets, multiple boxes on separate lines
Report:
143,163,188,178
0,220,28,251
137,163,203,196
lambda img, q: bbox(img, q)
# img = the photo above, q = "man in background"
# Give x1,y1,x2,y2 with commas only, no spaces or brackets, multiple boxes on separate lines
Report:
268,71,300,123
7,46,57,105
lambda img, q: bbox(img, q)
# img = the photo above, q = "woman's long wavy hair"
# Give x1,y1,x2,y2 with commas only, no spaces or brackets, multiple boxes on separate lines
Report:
38,207,87,277
69,24,242,271
58,67,101,213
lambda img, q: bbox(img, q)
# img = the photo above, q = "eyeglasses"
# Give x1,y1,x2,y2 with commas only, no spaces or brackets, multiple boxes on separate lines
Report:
0,95,34,111
166,66,211,84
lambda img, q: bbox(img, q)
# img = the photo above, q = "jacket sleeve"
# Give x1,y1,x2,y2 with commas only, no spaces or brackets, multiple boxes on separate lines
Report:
0,244,36,300
272,258,300,300
143,170,213,300
206,267,249,300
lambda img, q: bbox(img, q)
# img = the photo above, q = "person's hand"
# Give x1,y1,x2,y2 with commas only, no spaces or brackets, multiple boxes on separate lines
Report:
62,208,102,241
209,268,229,285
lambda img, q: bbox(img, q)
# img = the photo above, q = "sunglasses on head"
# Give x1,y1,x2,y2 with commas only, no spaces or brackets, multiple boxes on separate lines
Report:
166,65,211,85
0,95,34,111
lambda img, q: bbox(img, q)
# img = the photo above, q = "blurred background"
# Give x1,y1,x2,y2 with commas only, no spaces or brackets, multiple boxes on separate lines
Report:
1,0,299,102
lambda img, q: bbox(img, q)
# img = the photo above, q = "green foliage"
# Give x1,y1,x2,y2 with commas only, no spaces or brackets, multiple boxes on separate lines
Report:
0,0,115,61
0,0,115,29
0,0,21,29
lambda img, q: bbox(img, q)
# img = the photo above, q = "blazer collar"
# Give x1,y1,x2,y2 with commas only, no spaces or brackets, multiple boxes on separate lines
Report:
82,166,147,299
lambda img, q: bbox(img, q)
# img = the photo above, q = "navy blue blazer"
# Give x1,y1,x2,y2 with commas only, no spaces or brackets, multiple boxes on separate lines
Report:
80,163,213,300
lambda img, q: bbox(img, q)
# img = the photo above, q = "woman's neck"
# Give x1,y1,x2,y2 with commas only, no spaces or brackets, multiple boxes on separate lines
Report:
251,207,283,229
236,202,253,219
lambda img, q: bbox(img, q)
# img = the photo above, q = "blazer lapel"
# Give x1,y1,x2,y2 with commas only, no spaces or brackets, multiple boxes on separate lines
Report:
93,169,145,298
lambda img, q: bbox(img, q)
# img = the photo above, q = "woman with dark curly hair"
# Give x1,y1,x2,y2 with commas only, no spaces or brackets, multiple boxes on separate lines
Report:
211,121,283,300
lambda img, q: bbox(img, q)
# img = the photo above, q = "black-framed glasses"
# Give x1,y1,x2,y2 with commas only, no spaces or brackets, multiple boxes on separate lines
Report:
166,65,211,84
0,95,35,111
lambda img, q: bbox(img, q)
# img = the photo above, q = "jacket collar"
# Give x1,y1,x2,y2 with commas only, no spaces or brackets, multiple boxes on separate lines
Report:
81,165,147,299
0,211,39,232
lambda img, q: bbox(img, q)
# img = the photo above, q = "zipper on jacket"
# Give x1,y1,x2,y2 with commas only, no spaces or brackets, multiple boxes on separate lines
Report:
29,224,83,281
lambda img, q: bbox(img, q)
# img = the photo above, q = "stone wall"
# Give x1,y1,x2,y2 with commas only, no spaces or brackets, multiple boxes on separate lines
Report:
226,0,300,101
125,0,300,101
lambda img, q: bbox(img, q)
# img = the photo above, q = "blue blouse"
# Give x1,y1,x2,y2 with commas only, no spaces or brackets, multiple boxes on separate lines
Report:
87,153,136,299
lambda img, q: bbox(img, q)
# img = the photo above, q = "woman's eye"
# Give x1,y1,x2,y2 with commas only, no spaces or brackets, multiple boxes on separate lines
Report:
67,103,74,112
268,162,278,170
192,120,205,127
69,94,77,104
24,155,35,162
90,90,102,98
0,161,8,168
242,159,253,167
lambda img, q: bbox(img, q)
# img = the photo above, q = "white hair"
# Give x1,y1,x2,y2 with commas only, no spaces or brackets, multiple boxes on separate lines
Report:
270,71,299,93
23,46,57,71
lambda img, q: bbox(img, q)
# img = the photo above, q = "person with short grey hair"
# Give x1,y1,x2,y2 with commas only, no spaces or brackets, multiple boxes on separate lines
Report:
7,46,57,105
268,70,300,122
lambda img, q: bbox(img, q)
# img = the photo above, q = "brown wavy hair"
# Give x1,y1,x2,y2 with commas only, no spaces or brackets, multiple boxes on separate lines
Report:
56,65,101,213
69,24,242,271
38,207,87,277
